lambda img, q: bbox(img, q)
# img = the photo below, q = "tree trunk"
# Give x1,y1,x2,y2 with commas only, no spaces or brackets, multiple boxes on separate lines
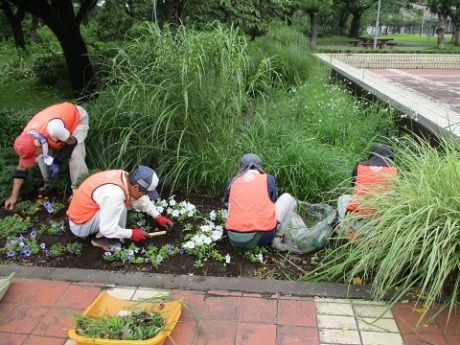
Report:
9,0,97,99
29,15,38,42
349,13,362,38
0,0,26,49
49,21,96,99
436,13,446,49
309,11,318,49
337,9,349,35
451,19,459,46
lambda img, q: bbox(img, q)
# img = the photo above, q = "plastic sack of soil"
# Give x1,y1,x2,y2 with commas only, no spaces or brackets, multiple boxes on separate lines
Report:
272,202,337,254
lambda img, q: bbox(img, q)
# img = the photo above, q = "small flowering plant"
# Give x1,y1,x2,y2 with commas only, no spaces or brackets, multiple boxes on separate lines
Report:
181,214,226,264
46,242,83,257
1,233,40,258
155,196,199,223
37,220,67,235
103,243,180,267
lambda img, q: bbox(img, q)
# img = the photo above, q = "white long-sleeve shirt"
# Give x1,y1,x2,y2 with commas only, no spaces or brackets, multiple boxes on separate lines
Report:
93,173,160,239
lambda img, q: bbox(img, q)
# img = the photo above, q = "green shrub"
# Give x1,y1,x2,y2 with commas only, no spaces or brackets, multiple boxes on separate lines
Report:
31,54,70,88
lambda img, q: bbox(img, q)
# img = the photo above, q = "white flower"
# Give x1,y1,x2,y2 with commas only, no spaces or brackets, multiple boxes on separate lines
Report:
225,254,231,264
166,207,173,214
187,211,195,217
183,241,195,249
215,225,223,232
192,235,204,246
220,209,228,219
203,237,212,245
169,199,176,206
257,253,264,263
209,210,216,221
161,199,168,207
172,209,180,217
156,206,164,214
200,224,212,232
211,230,223,242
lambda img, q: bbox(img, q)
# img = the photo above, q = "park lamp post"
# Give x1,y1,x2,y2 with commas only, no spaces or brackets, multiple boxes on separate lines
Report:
373,0,382,49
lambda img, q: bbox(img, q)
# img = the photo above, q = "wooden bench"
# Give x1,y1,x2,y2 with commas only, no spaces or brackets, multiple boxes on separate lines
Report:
348,40,359,47
386,42,397,49
361,42,374,49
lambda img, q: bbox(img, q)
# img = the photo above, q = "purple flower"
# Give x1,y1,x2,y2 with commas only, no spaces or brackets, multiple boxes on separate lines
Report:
43,201,52,208
40,243,46,249
179,249,184,255
156,256,163,262
125,253,132,260
6,251,15,257
167,245,174,253
69,248,75,254
137,221,143,227
30,231,37,238
104,252,112,256
23,245,30,251
20,250,31,258
44,250,50,257
18,236,24,244
4,241,12,248
57,229,63,235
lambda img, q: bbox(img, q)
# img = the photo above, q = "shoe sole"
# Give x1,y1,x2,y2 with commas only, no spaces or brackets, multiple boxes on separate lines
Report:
91,239,119,252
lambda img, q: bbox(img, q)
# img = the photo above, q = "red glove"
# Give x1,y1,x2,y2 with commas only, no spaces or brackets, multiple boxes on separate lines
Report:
155,215,174,230
130,228,147,242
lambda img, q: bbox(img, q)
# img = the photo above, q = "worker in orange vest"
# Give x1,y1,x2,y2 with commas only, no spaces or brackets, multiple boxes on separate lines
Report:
223,153,296,250
337,145,397,239
4,102,89,210
67,165,174,252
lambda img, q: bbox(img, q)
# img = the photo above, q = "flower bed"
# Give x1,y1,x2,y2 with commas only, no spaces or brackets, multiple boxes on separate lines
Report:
0,191,320,280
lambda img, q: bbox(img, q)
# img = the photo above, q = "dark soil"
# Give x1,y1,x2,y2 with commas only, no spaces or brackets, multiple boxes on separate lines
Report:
0,189,321,281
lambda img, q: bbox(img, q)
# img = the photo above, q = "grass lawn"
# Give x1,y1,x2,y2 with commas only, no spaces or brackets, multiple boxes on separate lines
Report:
0,79,72,111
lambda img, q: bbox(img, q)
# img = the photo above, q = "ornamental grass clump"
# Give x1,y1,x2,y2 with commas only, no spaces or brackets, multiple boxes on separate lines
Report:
304,135,460,322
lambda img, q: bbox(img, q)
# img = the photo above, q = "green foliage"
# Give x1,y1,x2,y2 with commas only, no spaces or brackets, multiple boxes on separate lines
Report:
0,108,34,147
72,307,166,341
31,54,71,88
85,23,394,201
0,216,31,239
13,200,40,216
304,135,460,321
47,242,83,257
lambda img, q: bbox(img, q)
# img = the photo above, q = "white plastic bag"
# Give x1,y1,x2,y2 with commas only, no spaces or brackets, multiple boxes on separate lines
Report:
272,203,337,254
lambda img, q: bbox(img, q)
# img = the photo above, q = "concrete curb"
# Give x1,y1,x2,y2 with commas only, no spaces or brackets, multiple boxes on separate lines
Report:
0,263,371,299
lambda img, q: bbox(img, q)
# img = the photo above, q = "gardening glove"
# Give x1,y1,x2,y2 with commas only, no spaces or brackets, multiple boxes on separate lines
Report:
130,228,147,242
49,163,60,178
155,215,174,230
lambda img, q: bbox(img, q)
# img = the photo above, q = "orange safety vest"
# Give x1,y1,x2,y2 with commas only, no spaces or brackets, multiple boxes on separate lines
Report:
67,170,129,224
346,164,397,214
24,102,80,150
225,172,277,232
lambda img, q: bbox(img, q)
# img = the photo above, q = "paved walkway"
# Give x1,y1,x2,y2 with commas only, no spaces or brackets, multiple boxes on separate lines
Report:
315,54,460,140
0,266,459,345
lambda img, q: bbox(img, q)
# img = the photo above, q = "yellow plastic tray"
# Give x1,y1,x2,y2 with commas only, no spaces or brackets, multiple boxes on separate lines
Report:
68,291,183,345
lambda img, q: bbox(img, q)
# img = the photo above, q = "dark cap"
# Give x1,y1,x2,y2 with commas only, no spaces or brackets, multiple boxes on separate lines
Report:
131,165,159,200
